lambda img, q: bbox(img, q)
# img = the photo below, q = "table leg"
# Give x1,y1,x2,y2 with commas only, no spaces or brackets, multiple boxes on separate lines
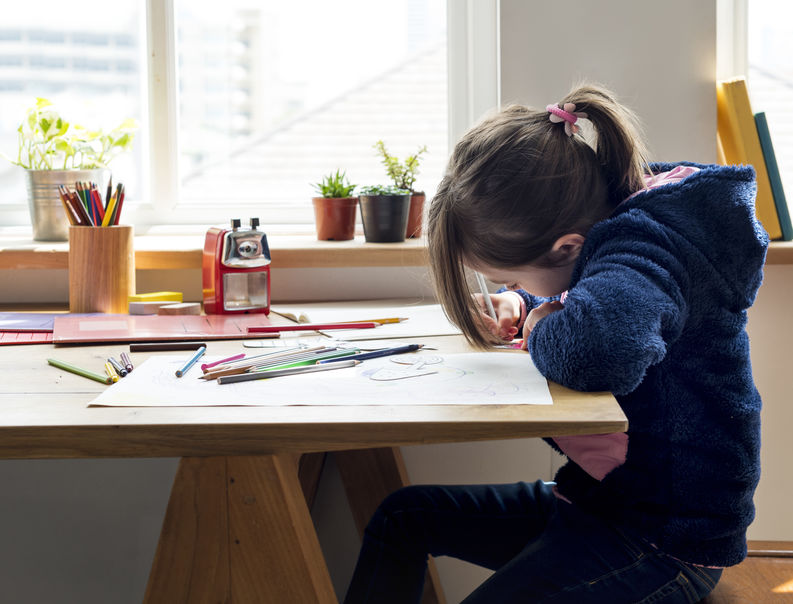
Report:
334,447,447,604
144,454,337,604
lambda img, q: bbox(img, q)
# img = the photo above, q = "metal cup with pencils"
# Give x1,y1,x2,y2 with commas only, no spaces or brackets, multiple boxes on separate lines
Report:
65,180,135,314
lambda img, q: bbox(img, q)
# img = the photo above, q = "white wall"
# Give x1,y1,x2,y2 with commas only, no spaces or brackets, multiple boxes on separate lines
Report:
499,0,717,164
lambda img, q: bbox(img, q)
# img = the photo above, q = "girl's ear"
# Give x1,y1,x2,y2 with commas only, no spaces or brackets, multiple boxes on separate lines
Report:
550,233,585,262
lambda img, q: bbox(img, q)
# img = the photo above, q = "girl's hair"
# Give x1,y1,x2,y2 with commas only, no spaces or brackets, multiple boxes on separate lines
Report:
427,83,651,348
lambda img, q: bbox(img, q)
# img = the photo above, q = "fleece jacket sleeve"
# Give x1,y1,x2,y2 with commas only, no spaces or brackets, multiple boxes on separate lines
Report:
528,225,688,396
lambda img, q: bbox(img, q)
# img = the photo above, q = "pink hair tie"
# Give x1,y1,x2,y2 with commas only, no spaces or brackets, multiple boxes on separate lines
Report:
546,102,588,136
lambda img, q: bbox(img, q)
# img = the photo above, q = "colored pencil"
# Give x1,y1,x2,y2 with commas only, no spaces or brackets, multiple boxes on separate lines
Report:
120,351,133,372
475,272,497,321
101,190,117,227
57,186,78,225
104,361,120,383
66,188,92,225
112,183,125,225
217,359,359,385
130,342,207,352
201,346,345,380
317,343,423,364
107,356,128,377
247,322,379,333
47,358,112,384
201,352,246,372
60,180,125,227
91,186,105,223
175,345,206,377
337,317,408,325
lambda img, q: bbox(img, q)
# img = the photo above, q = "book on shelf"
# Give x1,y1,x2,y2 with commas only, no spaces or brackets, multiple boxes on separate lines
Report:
754,111,793,241
716,77,782,239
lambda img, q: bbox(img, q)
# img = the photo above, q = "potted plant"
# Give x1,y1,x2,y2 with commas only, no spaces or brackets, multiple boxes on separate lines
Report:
2,97,136,241
312,170,358,241
357,184,412,243
374,140,427,238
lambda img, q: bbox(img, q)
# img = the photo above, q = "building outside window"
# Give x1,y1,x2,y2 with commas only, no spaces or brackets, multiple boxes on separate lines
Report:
0,0,447,230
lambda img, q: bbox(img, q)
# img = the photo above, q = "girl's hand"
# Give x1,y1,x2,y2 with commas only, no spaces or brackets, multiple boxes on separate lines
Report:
521,300,564,349
473,292,520,341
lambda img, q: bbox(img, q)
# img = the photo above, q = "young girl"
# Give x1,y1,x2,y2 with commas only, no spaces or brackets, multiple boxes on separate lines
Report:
343,84,767,603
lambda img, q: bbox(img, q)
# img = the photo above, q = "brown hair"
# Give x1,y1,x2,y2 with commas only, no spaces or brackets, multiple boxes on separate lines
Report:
427,83,651,348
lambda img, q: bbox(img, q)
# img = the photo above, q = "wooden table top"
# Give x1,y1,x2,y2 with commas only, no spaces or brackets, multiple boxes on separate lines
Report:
0,334,627,460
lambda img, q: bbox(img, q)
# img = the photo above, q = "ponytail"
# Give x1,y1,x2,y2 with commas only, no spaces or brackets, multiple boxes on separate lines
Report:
559,84,650,203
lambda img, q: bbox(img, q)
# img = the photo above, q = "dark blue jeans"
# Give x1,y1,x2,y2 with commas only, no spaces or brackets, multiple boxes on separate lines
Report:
343,481,722,603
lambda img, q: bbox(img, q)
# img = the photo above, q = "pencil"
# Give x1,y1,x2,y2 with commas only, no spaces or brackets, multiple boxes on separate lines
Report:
104,361,120,383
47,358,112,385
112,183,125,225
175,345,207,377
217,359,359,385
130,342,207,352
101,191,117,227
108,356,128,377
67,188,93,226
247,322,379,333
317,343,423,364
57,186,78,225
201,352,246,372
200,346,343,380
475,272,497,321
120,351,133,372
336,317,408,325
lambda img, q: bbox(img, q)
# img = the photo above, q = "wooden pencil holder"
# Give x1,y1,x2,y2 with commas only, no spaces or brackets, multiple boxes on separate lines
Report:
68,225,135,314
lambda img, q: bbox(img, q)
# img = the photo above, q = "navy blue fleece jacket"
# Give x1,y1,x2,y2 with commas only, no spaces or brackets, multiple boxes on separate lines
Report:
517,163,768,567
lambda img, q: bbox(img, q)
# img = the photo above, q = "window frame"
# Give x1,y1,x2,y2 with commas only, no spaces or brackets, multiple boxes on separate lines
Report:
138,0,498,228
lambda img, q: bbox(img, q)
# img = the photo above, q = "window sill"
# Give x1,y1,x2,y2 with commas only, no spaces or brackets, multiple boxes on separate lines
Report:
1,227,791,270
0,227,428,270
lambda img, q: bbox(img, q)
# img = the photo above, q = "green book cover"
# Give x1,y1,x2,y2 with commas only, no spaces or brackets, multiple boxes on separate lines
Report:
755,112,793,241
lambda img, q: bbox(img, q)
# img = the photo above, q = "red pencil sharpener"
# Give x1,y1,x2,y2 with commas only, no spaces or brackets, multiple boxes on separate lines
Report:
202,218,271,314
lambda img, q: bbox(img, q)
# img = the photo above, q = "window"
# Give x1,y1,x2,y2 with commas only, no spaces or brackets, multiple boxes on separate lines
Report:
0,0,451,230
0,1,142,227
748,0,793,216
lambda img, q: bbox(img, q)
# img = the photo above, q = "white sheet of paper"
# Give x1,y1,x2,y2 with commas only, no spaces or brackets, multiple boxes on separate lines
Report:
272,302,461,341
88,352,552,407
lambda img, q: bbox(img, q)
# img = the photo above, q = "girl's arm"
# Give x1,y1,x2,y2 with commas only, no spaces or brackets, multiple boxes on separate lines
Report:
527,239,688,395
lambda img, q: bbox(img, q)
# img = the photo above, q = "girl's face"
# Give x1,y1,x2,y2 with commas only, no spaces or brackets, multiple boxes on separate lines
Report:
473,233,584,297
477,262,576,298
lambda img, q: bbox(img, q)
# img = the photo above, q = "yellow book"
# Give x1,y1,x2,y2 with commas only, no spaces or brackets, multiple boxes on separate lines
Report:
716,77,782,239
128,291,183,303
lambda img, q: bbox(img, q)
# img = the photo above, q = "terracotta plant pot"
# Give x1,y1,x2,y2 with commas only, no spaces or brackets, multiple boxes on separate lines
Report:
358,194,411,243
312,197,358,241
407,192,425,238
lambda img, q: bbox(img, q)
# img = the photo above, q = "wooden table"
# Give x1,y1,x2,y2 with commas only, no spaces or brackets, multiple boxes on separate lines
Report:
0,335,626,603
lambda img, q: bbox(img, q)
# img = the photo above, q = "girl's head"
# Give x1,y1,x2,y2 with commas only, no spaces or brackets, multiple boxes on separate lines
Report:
428,83,650,347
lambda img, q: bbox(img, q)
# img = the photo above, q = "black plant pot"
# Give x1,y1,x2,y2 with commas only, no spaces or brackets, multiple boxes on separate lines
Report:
358,194,411,242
